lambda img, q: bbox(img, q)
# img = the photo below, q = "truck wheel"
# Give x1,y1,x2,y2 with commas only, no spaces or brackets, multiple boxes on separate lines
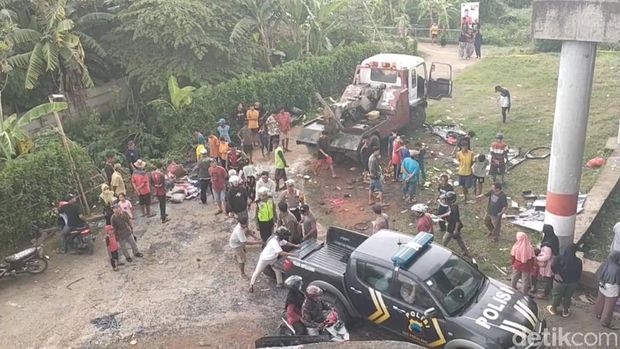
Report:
323,292,352,324
410,107,427,129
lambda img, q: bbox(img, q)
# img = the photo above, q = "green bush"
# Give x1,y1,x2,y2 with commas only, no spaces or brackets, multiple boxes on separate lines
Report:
482,8,532,47
0,136,104,249
169,43,410,139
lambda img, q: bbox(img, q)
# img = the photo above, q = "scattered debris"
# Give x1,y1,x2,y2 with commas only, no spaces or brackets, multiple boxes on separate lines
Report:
90,312,122,331
130,339,138,345
493,264,508,276
426,123,467,145
335,186,342,191
349,167,357,171
66,277,85,290
506,146,550,171
510,194,586,232
303,175,311,180
343,193,351,198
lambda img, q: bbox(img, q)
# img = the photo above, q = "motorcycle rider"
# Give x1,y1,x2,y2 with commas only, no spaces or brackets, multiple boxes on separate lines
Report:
284,275,307,335
57,196,86,254
302,285,332,335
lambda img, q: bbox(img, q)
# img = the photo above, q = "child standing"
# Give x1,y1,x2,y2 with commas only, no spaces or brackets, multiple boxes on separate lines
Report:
118,193,134,219
472,153,489,196
104,225,120,271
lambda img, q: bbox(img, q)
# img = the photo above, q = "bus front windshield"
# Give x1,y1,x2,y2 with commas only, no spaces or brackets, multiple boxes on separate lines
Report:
425,255,485,316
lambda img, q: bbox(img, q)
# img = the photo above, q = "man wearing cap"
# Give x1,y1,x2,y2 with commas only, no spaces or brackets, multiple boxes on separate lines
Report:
256,170,276,200
227,175,249,221
229,216,262,279
489,133,509,184
217,118,232,143
131,159,155,217
111,163,126,196
208,158,228,215
279,179,305,222
125,141,140,174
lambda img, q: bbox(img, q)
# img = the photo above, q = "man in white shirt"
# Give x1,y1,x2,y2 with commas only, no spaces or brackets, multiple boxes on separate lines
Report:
229,216,262,279
255,170,276,199
249,227,299,292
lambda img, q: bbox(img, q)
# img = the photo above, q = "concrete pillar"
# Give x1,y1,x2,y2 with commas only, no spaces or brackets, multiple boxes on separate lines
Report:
544,41,597,251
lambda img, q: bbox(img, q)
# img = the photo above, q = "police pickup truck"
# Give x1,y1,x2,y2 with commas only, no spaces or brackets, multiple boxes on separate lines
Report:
275,227,545,349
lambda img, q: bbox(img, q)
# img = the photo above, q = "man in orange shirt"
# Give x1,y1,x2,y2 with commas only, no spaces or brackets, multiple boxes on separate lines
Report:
247,105,260,146
276,108,292,151
208,134,220,163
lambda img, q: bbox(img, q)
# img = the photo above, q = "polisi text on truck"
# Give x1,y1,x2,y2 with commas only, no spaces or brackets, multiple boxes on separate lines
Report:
475,286,515,330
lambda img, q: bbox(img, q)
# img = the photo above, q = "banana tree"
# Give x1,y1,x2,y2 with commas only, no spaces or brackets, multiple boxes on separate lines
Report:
0,101,68,160
148,75,196,112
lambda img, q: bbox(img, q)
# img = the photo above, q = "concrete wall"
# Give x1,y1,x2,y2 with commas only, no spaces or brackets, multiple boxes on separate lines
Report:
532,0,620,43
23,78,130,135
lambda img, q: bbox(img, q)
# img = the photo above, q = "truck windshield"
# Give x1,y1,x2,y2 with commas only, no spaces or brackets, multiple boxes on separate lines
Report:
370,68,398,84
424,255,484,316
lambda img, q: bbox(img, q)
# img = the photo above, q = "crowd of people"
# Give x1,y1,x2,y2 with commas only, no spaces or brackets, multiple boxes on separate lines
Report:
458,17,482,60
94,97,620,330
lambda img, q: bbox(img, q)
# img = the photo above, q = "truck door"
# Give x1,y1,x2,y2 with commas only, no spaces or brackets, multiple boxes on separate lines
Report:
381,273,448,348
427,62,453,100
346,260,395,326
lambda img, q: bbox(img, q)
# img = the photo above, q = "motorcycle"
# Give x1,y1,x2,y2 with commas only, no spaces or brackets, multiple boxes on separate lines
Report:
279,308,350,342
58,202,95,255
0,245,49,279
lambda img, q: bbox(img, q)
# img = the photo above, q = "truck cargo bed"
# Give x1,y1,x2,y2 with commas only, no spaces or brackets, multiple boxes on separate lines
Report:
304,242,351,275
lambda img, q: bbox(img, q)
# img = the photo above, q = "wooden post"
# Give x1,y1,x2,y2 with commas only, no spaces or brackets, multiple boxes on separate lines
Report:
49,95,90,215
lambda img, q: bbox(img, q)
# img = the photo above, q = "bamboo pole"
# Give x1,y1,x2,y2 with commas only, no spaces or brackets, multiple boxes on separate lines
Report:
49,95,90,215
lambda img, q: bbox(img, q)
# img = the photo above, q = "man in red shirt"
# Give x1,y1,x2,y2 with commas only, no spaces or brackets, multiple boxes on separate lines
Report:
411,204,434,235
131,159,154,218
208,158,229,215
151,161,170,223
276,108,293,152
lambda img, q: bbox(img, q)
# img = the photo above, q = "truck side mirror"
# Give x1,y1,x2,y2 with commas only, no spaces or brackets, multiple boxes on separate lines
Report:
424,307,437,318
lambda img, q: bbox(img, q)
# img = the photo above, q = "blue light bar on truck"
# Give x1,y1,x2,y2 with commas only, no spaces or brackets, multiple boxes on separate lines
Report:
391,232,434,268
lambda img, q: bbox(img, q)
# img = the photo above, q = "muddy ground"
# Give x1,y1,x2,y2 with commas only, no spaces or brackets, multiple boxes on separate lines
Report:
1,44,617,348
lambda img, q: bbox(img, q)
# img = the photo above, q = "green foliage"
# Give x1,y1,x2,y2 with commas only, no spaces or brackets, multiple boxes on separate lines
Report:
0,101,67,160
158,43,407,148
107,0,253,96
0,135,102,249
481,8,531,47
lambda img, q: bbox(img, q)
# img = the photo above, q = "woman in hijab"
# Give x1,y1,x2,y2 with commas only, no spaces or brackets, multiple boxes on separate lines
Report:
533,224,560,298
611,222,620,253
547,243,582,317
595,251,620,329
541,224,560,255
99,183,116,225
511,232,536,294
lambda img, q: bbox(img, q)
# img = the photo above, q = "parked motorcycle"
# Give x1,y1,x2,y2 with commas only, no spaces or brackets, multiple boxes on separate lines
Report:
0,246,49,279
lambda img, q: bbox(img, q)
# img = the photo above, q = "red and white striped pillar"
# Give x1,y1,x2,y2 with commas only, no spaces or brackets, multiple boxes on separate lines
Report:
545,41,597,251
